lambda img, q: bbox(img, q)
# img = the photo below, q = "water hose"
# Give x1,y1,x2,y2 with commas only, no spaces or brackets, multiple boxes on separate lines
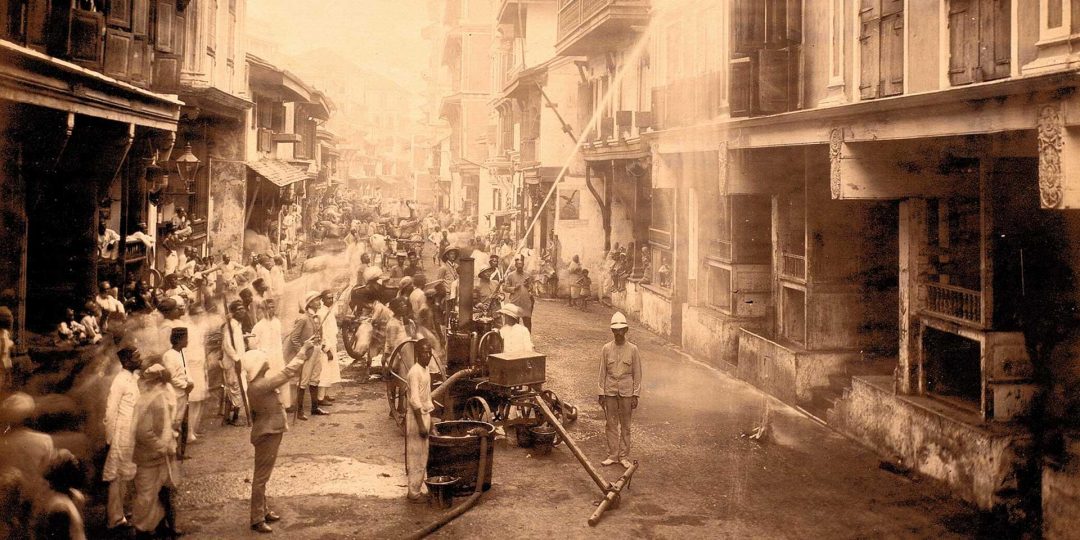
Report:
405,430,490,540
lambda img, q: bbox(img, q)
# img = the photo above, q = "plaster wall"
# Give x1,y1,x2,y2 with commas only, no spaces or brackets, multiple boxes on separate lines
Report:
682,305,762,370
1043,435,1080,540
639,285,673,337
737,328,857,403
830,375,1033,511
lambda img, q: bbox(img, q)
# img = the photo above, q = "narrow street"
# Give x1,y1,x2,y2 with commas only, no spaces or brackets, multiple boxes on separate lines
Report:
173,286,983,539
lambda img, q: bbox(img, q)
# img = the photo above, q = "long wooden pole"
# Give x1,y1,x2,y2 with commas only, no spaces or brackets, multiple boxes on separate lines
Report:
534,397,610,492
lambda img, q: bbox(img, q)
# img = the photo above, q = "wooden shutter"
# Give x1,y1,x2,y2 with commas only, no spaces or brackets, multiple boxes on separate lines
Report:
107,0,132,28
785,0,803,45
758,48,791,114
880,0,904,96
134,39,152,83
729,55,754,117
979,0,1011,81
132,0,149,37
152,1,184,92
948,0,979,85
766,0,787,47
67,8,105,69
732,0,766,55
154,0,174,52
25,0,52,52
858,0,880,99
271,103,285,132
103,28,133,78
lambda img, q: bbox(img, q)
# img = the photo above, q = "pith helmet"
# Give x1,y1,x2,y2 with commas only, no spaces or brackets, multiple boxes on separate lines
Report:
610,312,629,329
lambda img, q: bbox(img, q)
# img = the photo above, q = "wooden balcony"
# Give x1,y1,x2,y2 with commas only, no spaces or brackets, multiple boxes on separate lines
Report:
780,252,806,282
556,0,649,56
921,282,986,328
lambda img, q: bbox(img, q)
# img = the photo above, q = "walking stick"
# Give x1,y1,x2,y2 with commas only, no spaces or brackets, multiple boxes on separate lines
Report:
178,402,190,459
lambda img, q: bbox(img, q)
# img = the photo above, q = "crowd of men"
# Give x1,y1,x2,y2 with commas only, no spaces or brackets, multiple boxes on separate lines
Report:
0,191,649,538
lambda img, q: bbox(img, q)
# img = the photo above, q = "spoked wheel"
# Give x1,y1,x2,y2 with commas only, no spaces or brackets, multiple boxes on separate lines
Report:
385,341,413,433
462,396,493,423
540,389,578,425
475,331,502,371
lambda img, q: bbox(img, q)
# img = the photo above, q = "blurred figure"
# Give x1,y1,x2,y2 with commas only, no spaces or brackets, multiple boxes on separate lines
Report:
0,392,55,479
284,292,329,420
568,255,582,307
253,298,288,409
221,300,249,426
269,256,287,302
0,306,15,391
161,328,194,455
503,257,534,331
79,302,102,344
132,364,179,539
0,466,31,538
103,346,141,531
317,290,341,406
31,449,87,540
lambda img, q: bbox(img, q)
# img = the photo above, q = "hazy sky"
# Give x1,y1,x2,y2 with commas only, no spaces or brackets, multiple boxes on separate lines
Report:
247,0,430,93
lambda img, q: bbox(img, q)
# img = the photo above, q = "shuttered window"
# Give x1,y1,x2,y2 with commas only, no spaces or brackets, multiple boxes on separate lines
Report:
729,0,801,117
948,0,1011,86
859,0,904,99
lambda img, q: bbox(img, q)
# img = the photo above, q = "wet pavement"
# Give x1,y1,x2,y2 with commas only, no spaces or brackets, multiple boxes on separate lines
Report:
172,270,985,539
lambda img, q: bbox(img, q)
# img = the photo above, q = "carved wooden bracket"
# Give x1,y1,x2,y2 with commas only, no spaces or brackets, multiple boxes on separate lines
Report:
829,128,843,199
1038,102,1065,209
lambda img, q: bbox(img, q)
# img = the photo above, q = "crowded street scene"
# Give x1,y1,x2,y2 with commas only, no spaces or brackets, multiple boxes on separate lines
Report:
1,0,1080,538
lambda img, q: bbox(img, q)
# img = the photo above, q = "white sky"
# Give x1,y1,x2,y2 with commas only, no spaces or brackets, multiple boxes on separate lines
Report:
247,0,430,93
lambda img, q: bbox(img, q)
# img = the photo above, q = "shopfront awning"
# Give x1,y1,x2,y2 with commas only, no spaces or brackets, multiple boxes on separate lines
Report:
248,158,308,187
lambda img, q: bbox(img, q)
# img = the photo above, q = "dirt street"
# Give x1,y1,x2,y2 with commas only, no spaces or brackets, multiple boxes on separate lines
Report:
172,287,984,539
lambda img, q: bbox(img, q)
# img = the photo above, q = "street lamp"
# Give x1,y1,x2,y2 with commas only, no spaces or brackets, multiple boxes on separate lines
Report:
174,143,201,193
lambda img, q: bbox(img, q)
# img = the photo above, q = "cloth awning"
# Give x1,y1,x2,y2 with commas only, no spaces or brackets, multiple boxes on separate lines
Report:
248,158,308,187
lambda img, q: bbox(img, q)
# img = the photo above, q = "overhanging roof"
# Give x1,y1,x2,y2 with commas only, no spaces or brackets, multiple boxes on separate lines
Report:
247,53,312,103
248,158,308,187
0,39,181,130
179,86,252,119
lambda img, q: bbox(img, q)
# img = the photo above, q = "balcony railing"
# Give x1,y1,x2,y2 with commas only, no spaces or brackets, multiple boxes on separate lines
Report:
922,282,985,327
584,111,651,144
557,0,649,54
780,252,806,282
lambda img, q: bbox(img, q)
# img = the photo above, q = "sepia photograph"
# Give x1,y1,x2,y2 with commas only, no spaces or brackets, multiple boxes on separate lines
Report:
0,0,1077,538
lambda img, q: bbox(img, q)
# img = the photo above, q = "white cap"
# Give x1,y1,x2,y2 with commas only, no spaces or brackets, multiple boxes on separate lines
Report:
497,303,521,319
362,266,383,283
610,312,629,329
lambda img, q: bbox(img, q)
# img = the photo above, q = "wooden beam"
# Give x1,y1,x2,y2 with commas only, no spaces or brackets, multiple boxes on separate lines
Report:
831,135,980,200
724,146,805,195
